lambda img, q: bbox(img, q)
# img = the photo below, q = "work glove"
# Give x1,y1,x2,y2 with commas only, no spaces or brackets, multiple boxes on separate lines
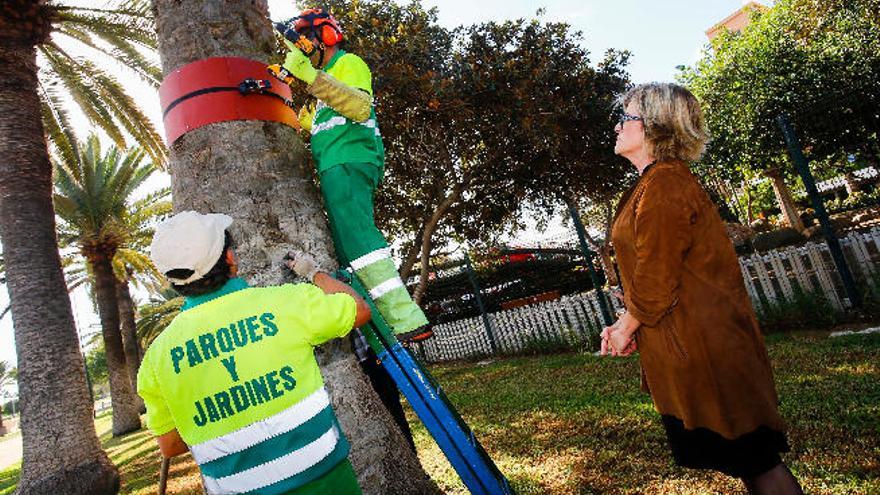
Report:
285,251,321,281
282,40,318,85
298,104,314,132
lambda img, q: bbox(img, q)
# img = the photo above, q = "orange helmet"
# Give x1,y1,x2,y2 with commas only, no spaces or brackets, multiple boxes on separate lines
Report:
292,8,343,47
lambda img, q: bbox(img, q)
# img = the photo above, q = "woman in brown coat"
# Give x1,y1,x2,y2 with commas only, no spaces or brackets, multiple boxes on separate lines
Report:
601,83,803,494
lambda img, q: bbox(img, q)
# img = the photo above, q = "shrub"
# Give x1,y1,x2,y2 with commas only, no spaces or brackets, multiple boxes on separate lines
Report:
751,228,806,252
756,283,843,333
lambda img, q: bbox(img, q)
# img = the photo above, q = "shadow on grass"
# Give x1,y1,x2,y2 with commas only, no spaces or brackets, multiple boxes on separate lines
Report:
97,422,203,495
415,333,880,495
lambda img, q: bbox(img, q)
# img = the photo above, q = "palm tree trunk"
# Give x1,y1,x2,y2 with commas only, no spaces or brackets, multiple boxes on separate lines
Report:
90,254,141,436
0,40,118,493
117,279,145,413
152,1,434,493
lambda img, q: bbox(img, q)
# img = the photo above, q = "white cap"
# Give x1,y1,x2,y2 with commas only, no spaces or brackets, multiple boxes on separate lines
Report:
150,211,233,285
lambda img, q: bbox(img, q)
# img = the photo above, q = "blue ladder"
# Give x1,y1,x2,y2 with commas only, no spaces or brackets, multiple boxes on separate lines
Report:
342,270,514,495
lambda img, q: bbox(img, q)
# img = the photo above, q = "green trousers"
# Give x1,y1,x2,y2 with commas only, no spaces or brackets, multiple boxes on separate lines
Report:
293,459,361,495
319,162,428,335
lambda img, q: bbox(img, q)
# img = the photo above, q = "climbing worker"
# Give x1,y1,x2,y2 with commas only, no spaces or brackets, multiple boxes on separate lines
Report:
138,211,370,494
276,7,432,343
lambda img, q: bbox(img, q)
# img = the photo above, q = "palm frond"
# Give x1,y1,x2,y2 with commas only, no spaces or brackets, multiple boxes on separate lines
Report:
137,289,183,348
54,24,161,87
38,82,78,167
54,3,157,49
40,42,128,149
114,248,160,284
91,72,166,163
37,1,167,164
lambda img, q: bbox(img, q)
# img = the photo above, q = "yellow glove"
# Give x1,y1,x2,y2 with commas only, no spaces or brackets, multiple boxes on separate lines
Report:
282,40,317,85
298,104,314,131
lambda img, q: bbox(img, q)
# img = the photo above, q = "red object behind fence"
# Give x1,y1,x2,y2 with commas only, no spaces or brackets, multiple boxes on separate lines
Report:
159,57,298,145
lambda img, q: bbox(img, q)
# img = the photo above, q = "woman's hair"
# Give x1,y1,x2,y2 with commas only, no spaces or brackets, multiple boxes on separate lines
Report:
621,83,709,162
168,231,234,297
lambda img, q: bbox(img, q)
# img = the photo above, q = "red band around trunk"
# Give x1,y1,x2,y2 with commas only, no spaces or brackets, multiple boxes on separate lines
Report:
159,57,297,145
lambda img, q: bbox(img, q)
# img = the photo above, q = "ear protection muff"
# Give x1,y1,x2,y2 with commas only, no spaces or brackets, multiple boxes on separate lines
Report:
318,23,343,46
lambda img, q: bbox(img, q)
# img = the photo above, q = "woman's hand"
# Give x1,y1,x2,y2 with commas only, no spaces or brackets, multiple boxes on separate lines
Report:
600,311,641,356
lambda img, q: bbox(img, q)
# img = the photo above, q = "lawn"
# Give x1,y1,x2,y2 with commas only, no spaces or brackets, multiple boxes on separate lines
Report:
1,331,877,494
412,331,880,495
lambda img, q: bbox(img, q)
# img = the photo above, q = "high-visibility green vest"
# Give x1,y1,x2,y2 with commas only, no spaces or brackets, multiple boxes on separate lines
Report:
310,50,385,172
138,278,357,494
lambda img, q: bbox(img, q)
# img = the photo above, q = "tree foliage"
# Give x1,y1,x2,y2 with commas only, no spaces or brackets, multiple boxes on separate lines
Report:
680,0,880,186
85,343,109,389
314,0,631,292
0,361,14,393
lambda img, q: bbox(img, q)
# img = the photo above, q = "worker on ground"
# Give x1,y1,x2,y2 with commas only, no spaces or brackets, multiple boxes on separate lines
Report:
138,211,369,494
276,7,432,343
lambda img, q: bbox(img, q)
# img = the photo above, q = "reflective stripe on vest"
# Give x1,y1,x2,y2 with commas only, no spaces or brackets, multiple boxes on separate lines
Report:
191,387,347,494
311,115,381,138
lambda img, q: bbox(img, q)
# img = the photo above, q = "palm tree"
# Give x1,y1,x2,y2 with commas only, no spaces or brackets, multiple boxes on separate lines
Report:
151,1,435,492
59,188,170,415
0,1,120,491
53,135,160,436
113,188,170,412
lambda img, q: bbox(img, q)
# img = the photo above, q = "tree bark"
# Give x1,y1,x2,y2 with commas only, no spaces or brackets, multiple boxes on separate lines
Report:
152,1,435,493
90,254,141,436
0,40,118,493
117,279,145,414
765,167,805,232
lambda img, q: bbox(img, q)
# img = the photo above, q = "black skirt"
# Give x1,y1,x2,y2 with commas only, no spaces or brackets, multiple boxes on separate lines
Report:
661,415,791,478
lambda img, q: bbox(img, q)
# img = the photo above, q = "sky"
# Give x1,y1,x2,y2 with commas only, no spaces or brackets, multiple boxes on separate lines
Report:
0,0,765,378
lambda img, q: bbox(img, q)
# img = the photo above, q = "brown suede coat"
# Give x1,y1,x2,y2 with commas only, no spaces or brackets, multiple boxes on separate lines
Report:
611,161,785,439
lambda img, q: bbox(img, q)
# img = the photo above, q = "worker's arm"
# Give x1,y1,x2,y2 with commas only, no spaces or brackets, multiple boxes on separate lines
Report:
281,44,372,122
157,429,189,458
286,252,371,328
307,72,372,123
138,355,188,459
312,272,372,328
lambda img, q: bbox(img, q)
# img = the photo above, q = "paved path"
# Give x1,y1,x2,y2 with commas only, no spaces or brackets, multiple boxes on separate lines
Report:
0,434,22,470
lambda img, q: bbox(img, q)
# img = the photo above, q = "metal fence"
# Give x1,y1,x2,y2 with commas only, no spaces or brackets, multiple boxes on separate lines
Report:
416,290,623,362
416,227,880,363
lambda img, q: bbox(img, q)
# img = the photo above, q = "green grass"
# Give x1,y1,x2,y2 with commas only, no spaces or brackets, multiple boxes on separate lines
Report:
0,464,20,495
1,332,877,494
410,331,880,494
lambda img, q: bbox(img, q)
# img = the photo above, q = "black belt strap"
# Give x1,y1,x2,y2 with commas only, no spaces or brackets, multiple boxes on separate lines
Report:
163,83,295,118
162,86,239,118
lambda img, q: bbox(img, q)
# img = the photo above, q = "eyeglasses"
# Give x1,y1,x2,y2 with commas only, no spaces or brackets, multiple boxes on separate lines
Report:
617,113,644,127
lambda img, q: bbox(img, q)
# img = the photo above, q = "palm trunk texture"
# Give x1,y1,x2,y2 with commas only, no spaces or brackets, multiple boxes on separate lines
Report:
152,1,435,493
0,39,119,494
117,279,146,413
89,255,142,436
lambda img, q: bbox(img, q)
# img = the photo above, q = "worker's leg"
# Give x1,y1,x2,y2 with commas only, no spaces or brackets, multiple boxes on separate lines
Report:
359,346,417,452
320,163,428,336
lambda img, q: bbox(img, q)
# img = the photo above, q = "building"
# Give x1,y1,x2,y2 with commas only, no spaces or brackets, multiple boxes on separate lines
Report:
706,1,770,40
